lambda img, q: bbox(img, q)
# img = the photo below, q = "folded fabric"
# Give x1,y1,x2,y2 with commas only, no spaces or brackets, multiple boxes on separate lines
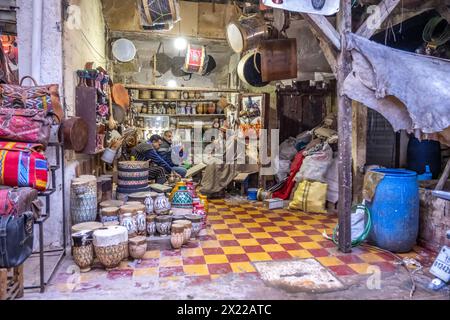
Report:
273,152,304,200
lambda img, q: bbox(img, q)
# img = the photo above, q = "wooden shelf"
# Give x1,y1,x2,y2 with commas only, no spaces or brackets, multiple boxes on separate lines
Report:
138,113,226,118
125,84,241,93
133,99,220,102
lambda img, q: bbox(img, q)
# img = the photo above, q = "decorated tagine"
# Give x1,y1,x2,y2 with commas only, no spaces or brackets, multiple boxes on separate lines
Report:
129,236,147,260
93,226,128,270
171,186,193,215
72,230,94,273
154,193,171,215
170,224,185,249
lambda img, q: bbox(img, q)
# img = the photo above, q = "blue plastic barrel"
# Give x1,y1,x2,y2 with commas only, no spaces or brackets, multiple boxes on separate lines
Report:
366,169,419,253
247,188,258,201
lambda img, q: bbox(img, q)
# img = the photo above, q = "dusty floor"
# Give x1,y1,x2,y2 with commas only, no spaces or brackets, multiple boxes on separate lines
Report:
22,198,450,300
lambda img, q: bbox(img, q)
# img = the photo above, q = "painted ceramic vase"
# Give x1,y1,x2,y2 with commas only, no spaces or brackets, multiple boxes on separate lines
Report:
146,215,157,236
93,226,128,270
154,193,171,215
136,211,147,236
129,236,147,260
121,213,137,238
155,215,172,236
72,231,94,272
144,196,154,214
186,182,197,198
185,214,202,238
170,224,184,249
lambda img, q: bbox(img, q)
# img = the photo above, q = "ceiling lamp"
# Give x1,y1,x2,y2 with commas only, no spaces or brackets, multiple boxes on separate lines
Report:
174,37,188,51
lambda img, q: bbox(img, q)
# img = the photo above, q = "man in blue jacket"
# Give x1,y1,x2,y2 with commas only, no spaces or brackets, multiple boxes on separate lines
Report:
132,134,187,178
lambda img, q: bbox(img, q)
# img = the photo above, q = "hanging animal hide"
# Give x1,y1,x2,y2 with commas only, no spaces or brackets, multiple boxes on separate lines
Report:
343,33,450,146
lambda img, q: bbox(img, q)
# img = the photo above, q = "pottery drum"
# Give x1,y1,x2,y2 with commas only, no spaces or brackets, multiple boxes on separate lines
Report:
101,207,120,224
71,230,94,272
70,177,97,225
93,226,129,270
120,213,138,238
226,15,270,54
170,224,184,249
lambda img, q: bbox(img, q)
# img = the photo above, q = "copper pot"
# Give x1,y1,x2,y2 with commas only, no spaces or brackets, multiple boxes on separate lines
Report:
61,117,88,152
207,103,216,114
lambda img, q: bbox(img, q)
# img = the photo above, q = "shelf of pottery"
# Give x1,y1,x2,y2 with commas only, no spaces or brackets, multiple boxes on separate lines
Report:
127,86,238,139
70,163,209,273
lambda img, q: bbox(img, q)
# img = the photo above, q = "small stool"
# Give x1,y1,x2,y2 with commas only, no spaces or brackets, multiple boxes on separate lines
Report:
233,171,259,196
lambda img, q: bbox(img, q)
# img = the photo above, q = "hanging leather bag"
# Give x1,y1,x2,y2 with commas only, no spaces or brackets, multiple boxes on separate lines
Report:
0,76,63,122
0,212,34,268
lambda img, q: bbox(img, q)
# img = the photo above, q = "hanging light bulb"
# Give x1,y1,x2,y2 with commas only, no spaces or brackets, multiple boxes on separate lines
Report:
174,37,188,50
167,80,178,88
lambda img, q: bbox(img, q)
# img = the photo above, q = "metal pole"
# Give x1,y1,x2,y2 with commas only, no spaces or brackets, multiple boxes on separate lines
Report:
337,0,353,253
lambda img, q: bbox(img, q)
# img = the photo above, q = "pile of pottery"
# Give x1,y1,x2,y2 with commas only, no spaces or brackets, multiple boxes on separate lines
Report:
116,161,151,201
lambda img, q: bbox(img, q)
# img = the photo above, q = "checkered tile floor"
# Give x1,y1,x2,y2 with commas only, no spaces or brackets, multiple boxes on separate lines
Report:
57,199,435,288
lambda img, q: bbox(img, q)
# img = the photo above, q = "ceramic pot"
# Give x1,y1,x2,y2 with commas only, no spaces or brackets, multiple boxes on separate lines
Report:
176,220,193,244
136,211,147,236
196,103,204,115
172,214,186,223
144,196,154,214
71,222,103,235
207,103,216,114
186,182,197,198
198,194,209,213
169,181,186,201
121,213,137,238
129,236,147,260
155,215,172,236
185,214,202,238
170,224,184,249
93,226,128,270
194,91,202,99
188,91,196,99
172,186,193,209
154,193,171,215
146,215,157,236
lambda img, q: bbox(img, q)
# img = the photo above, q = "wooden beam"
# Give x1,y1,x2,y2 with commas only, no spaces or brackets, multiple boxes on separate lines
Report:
301,13,341,50
337,0,353,254
435,158,450,191
309,27,338,76
357,0,401,39
352,102,367,203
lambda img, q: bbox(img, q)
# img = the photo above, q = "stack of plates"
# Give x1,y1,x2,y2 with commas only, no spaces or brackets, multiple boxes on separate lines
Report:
117,161,151,198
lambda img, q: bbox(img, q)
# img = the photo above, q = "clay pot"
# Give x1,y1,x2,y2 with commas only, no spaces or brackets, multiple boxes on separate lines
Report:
176,220,193,244
136,211,147,236
129,236,147,260
207,103,216,114
100,207,120,224
185,214,202,238
155,215,172,236
120,213,137,238
154,193,171,215
144,196,154,214
146,215,157,236
170,224,184,249
196,103,204,114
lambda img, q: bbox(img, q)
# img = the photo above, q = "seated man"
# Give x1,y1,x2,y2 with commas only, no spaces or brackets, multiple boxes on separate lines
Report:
133,134,187,178
158,130,174,164
131,141,167,185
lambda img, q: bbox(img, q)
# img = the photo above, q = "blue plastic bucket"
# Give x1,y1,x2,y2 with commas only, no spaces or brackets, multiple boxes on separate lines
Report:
247,188,258,201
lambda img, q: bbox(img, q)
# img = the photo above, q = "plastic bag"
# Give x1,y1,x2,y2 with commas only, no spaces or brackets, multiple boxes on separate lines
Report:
276,160,291,182
295,143,333,183
279,137,298,160
289,181,328,214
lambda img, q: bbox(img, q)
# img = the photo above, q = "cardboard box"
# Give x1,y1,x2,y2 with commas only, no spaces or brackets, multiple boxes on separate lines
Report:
263,198,284,210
